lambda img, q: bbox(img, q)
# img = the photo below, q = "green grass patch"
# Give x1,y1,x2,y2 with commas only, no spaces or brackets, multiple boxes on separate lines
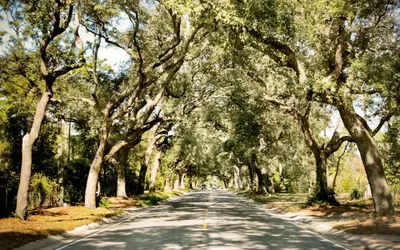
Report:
137,191,183,207
235,190,308,204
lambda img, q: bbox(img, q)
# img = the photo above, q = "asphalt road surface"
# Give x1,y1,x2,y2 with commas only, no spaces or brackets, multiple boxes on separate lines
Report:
47,190,350,250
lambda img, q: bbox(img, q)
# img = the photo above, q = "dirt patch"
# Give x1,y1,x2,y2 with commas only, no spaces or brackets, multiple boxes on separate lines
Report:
0,207,120,250
108,197,139,209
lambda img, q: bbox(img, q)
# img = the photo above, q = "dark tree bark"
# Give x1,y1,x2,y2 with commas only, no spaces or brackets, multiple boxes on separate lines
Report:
314,152,328,200
254,167,266,194
248,165,255,191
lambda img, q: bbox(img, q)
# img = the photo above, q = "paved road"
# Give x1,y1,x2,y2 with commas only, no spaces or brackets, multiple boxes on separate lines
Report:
48,190,350,250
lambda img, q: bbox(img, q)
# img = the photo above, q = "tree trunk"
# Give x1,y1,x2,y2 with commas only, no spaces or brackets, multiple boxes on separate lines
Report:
314,153,328,200
233,166,239,189
222,179,228,189
136,163,148,195
238,166,244,189
332,142,349,192
338,104,394,216
57,113,69,206
173,175,180,190
266,172,275,193
136,124,159,194
149,150,161,192
116,147,129,198
85,122,110,208
254,167,266,194
179,173,185,189
16,90,51,220
164,171,172,192
248,165,254,191
297,113,331,202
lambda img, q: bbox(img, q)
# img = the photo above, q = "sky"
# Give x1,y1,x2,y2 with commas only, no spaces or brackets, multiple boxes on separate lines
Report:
0,11,130,71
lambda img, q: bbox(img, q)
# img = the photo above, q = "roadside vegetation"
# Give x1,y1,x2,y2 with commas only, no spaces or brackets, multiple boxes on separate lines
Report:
0,0,399,248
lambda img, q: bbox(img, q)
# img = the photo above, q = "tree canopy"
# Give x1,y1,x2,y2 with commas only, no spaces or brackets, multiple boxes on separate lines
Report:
1,0,399,218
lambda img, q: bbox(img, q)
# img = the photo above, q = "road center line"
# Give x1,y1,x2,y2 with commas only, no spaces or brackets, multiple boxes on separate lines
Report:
202,208,208,230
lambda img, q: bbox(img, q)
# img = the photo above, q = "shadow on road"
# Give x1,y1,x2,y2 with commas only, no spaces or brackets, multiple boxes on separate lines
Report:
56,191,346,250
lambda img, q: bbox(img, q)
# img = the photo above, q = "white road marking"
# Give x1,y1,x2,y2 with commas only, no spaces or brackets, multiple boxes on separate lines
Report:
254,203,351,250
289,221,351,250
54,206,160,250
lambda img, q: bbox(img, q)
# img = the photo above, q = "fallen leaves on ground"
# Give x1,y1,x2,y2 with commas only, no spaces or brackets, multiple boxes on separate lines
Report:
0,206,120,250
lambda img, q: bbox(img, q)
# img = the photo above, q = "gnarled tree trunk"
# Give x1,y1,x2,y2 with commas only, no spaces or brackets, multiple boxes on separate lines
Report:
85,121,110,208
338,104,394,216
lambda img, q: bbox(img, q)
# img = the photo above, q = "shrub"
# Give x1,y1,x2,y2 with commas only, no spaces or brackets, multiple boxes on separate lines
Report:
306,188,339,206
99,196,110,208
29,173,58,209
349,188,361,200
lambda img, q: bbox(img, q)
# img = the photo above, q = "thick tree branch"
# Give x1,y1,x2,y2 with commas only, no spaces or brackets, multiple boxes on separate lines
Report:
245,27,306,84
372,112,393,136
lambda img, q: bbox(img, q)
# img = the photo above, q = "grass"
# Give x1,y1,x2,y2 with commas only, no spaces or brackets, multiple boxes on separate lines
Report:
235,190,308,205
0,206,121,250
137,191,184,207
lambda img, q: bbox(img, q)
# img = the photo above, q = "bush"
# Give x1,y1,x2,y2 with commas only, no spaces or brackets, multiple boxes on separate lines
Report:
350,188,361,200
272,174,282,193
99,196,110,208
306,188,339,206
29,173,58,209
138,192,170,207
64,159,90,205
